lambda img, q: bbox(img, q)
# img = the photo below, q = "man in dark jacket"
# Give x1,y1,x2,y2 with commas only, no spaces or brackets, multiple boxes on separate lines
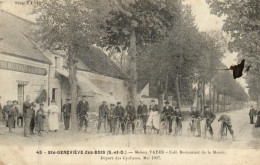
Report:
137,101,148,134
98,101,109,133
61,99,71,130
204,106,216,139
162,101,174,134
126,102,136,134
115,102,126,134
249,106,256,124
77,95,89,132
23,95,34,137
175,106,182,135
30,104,36,135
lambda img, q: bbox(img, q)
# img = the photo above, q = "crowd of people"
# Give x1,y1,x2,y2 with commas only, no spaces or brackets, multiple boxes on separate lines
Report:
1,94,259,141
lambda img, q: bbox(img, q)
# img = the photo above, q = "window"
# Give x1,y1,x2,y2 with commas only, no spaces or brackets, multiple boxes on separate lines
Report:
55,57,60,68
52,88,57,101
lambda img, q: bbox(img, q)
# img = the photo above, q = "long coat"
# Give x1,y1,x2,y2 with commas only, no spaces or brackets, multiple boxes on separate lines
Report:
62,103,71,117
46,105,59,131
77,101,89,117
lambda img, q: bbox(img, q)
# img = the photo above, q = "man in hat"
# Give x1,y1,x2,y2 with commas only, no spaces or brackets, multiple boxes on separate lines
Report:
162,101,174,134
61,99,71,130
249,106,256,124
137,101,148,134
125,101,136,134
204,106,216,139
115,102,126,134
36,103,45,136
98,101,109,133
77,95,89,132
147,100,160,134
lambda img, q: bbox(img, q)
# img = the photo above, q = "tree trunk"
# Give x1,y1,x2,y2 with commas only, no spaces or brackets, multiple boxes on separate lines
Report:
223,94,226,111
201,81,205,115
175,73,181,110
68,58,78,132
128,29,137,106
209,81,212,111
217,92,219,112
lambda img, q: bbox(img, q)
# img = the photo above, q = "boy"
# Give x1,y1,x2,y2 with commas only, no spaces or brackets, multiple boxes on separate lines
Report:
36,103,45,136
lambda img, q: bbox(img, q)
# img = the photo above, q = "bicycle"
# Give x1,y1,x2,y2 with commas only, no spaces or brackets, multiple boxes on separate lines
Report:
134,115,144,134
218,121,228,141
175,116,182,136
160,115,171,135
187,116,197,137
85,114,98,133
203,118,212,139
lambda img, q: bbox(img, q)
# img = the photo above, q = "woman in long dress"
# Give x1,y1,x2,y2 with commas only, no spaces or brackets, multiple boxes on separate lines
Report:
146,100,160,133
45,100,59,132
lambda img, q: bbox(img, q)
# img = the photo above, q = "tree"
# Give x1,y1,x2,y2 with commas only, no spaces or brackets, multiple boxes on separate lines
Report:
32,0,111,131
207,0,260,107
100,0,178,106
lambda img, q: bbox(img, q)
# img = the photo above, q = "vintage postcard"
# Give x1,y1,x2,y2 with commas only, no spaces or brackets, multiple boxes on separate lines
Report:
0,0,259,165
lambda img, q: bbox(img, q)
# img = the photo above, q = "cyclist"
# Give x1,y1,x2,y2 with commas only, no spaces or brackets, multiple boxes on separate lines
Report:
125,102,136,134
162,101,174,135
137,101,148,134
203,106,216,139
218,114,235,141
175,106,182,135
190,107,202,137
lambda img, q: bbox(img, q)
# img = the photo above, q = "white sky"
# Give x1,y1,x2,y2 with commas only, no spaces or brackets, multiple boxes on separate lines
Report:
0,0,247,88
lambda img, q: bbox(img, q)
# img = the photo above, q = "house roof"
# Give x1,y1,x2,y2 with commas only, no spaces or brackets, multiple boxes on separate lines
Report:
78,46,128,80
0,10,51,64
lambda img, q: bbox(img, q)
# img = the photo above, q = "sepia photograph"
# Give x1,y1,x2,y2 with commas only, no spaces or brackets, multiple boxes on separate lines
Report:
0,0,259,164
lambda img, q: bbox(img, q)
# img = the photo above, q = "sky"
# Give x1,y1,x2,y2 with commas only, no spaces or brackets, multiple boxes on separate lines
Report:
0,0,247,88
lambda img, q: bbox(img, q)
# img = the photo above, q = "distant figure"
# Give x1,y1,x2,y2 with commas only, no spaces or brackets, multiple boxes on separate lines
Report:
46,100,59,132
249,106,256,124
36,103,45,136
107,104,115,133
77,96,89,132
61,99,71,130
0,96,3,124
255,111,260,127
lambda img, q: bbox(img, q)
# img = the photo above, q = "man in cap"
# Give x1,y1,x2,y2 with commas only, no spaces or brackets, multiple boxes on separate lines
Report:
162,101,174,134
249,106,256,124
77,95,89,132
175,106,182,135
115,102,126,134
126,101,136,134
61,99,71,130
137,101,148,134
204,105,216,139
98,101,109,133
